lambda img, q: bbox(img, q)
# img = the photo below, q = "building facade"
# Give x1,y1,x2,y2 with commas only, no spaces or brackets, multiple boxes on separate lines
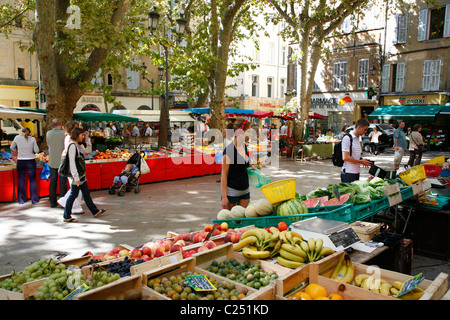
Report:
374,0,450,134
224,16,289,115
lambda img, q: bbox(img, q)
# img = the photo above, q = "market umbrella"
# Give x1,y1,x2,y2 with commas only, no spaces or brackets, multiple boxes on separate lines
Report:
73,111,139,123
0,106,45,121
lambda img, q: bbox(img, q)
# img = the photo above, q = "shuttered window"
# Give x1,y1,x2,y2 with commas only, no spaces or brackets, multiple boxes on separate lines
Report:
126,65,139,90
422,60,441,91
333,61,347,90
418,9,427,41
357,59,369,89
395,63,405,92
395,14,408,44
381,64,390,93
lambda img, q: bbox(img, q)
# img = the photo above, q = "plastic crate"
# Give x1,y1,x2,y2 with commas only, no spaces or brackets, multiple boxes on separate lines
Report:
427,156,445,165
212,204,354,228
399,164,426,185
400,186,414,201
440,169,450,177
352,197,390,222
423,164,443,177
260,178,296,204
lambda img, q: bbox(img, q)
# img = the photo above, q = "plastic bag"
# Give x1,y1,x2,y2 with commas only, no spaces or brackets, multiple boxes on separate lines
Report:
247,167,271,188
40,162,51,180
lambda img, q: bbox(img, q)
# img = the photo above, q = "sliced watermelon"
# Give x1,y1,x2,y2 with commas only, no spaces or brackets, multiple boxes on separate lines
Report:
319,196,329,207
302,198,321,208
322,193,351,206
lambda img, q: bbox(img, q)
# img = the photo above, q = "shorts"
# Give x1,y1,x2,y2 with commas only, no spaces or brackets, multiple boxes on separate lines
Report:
227,192,250,204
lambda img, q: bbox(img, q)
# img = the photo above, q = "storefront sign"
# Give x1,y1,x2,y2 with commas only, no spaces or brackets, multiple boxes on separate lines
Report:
81,96,103,104
399,96,426,105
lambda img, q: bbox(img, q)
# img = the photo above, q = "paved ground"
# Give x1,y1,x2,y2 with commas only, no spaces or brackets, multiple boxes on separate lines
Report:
1,148,449,291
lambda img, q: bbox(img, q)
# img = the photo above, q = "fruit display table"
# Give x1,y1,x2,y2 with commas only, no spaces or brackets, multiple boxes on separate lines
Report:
0,153,221,202
302,143,337,158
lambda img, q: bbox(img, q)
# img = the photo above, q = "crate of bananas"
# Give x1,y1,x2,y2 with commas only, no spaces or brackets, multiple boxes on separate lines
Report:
233,227,335,269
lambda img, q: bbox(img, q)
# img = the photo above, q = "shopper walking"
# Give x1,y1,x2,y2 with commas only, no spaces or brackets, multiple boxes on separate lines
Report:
63,127,106,223
10,128,40,204
46,118,68,208
369,126,382,155
58,121,83,213
221,117,253,210
393,121,407,170
341,118,373,183
407,124,425,168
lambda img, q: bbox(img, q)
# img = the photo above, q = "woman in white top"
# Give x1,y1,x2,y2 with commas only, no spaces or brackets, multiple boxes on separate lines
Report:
10,128,40,204
369,126,383,155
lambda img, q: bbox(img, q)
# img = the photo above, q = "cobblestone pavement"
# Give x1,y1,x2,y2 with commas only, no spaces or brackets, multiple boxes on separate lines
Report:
1,149,449,290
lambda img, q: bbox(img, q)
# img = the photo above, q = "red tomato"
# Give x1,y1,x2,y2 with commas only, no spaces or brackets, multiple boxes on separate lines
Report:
278,221,288,231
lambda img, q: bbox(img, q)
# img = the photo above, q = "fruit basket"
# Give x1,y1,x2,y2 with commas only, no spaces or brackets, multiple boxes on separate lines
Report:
261,178,296,204
399,164,426,185
427,156,445,165
423,164,443,177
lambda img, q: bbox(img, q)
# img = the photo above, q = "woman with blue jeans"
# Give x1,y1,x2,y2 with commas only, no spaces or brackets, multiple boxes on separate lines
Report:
63,127,106,222
10,128,40,204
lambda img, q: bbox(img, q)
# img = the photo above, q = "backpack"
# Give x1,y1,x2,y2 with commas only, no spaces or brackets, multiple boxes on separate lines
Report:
332,133,353,167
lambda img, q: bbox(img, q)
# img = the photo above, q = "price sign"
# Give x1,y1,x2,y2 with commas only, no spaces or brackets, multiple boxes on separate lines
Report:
394,273,424,298
63,283,89,300
333,184,340,202
185,275,217,292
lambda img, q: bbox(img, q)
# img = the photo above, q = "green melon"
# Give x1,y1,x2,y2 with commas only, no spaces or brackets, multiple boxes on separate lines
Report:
276,198,308,221
244,203,258,217
254,198,274,216
217,209,232,220
230,205,246,218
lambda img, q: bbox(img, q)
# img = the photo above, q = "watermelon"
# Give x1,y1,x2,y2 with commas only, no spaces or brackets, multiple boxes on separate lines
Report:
302,198,321,208
322,193,351,206
276,198,308,221
319,196,329,206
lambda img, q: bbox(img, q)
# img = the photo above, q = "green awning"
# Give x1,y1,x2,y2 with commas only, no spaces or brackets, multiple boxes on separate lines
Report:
438,103,450,118
369,105,442,120
73,111,139,123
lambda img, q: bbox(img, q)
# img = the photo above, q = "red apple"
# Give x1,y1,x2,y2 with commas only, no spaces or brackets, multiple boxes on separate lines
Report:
141,246,154,257
130,248,142,258
198,245,209,252
183,233,192,242
203,240,216,249
162,239,174,251
170,243,183,253
154,249,165,257
230,232,241,243
174,233,184,242
112,247,121,254
212,229,221,237
204,224,213,232
155,239,164,245
175,240,186,247
140,254,151,261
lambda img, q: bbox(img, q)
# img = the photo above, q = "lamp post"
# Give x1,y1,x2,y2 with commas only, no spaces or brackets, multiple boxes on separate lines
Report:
141,62,156,110
148,7,186,148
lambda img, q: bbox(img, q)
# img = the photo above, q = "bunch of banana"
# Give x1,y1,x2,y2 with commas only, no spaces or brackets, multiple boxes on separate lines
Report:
329,254,354,284
234,227,283,259
277,234,335,269
354,275,424,299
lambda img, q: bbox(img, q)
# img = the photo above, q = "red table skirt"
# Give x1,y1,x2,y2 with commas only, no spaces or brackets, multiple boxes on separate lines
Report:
0,154,220,202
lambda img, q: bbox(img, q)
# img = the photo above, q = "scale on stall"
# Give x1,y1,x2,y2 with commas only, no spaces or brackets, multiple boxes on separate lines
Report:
290,217,361,251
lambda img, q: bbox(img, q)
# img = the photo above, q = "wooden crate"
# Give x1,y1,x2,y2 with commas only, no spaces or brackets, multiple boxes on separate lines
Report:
350,221,381,243
315,250,449,300
383,183,402,206
140,257,266,300
75,274,150,300
130,251,183,276
0,255,94,300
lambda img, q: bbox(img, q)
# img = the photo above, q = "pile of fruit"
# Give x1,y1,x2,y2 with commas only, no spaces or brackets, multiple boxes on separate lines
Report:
216,198,274,220
288,283,344,300
35,152,49,163
205,258,278,289
0,259,65,293
146,271,252,300
325,254,424,300
233,226,335,269
92,150,133,160
34,269,121,300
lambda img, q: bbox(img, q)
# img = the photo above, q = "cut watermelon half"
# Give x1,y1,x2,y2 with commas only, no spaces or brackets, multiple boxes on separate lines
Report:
302,198,321,208
319,196,329,207
322,193,351,206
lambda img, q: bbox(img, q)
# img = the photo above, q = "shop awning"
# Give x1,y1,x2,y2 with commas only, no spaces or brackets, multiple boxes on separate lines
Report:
275,111,326,120
252,111,274,118
170,115,195,122
0,105,45,121
180,107,254,116
368,105,442,120
438,103,450,118
73,111,139,123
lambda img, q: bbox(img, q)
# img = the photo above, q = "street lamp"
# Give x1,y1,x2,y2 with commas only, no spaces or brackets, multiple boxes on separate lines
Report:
141,62,156,110
147,7,186,148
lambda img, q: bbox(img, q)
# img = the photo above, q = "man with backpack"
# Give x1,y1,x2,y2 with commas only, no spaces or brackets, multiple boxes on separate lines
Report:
333,118,372,183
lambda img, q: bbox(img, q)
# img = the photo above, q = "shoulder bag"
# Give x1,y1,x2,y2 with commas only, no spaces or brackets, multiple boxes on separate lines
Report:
58,143,86,178
410,133,426,153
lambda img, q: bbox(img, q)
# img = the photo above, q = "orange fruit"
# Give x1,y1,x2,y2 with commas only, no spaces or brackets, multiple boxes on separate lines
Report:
289,292,312,300
305,283,328,300
328,293,344,300
314,296,330,300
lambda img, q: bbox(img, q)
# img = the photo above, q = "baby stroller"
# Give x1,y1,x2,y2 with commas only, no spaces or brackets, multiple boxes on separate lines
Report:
108,152,142,196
